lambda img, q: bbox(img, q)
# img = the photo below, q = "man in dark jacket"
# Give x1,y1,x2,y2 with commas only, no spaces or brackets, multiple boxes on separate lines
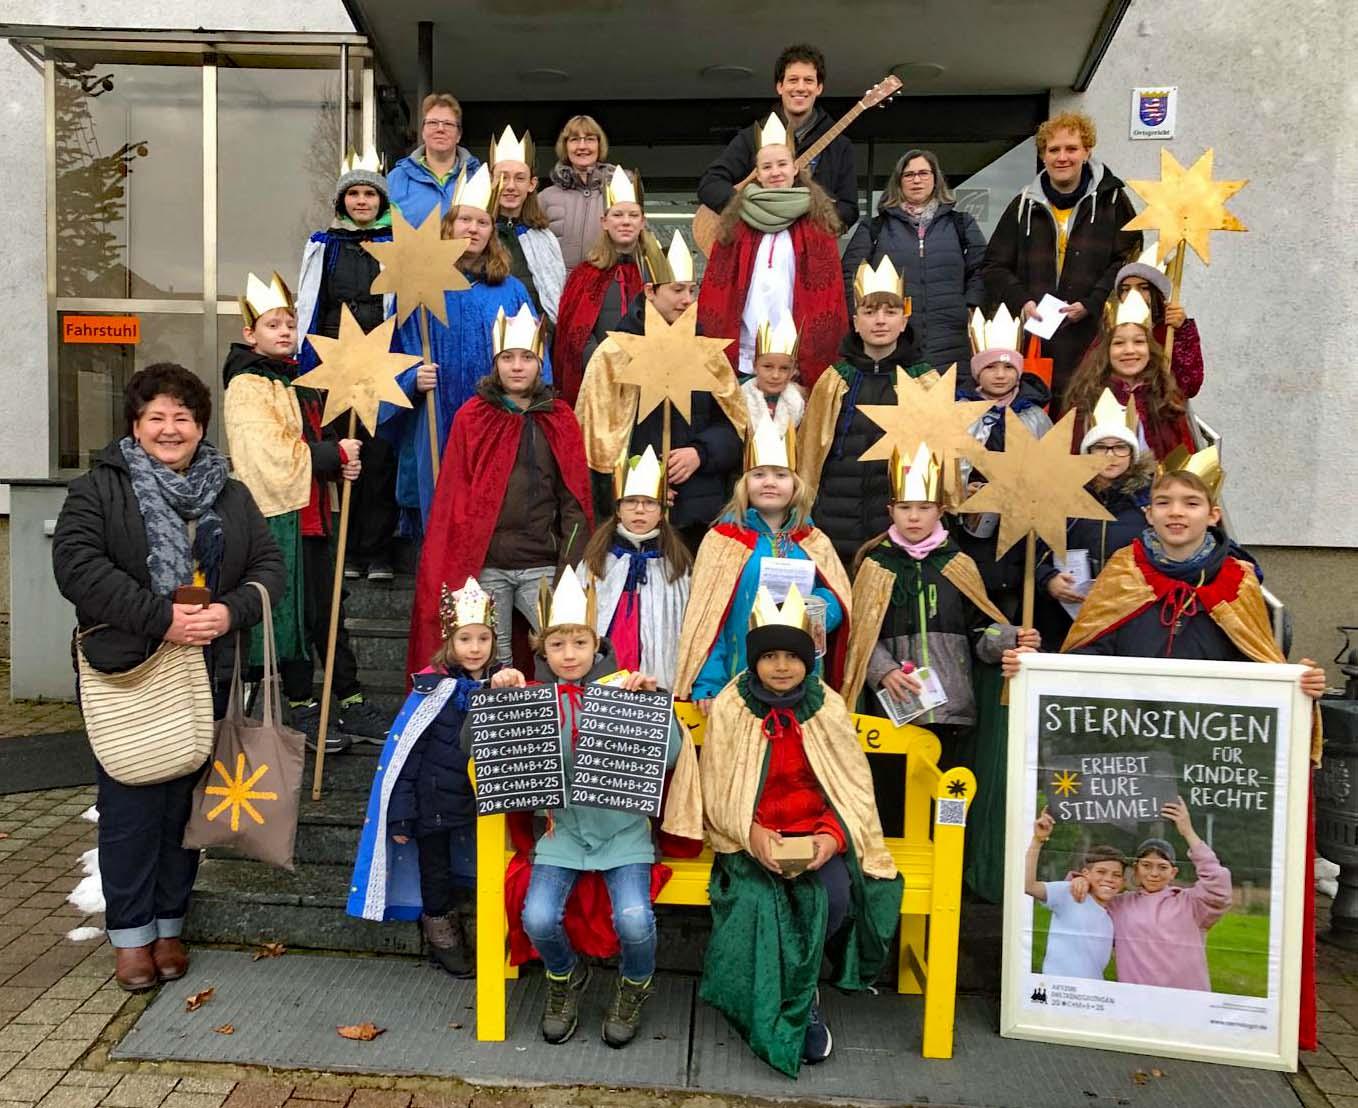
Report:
696,44,859,231
981,111,1141,404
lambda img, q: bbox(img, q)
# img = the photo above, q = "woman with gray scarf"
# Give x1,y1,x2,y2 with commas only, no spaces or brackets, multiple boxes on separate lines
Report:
52,364,283,993
840,150,988,384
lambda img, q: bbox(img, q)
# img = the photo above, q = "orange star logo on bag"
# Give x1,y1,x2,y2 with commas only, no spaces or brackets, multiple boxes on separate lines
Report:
205,752,278,831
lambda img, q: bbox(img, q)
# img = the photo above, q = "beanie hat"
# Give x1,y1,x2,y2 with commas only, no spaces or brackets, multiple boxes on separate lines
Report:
335,166,389,218
745,623,815,676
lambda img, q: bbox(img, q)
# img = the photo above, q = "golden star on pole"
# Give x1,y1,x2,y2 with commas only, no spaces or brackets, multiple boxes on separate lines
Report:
956,409,1112,559
1123,148,1247,265
856,365,992,502
297,306,419,434
607,302,735,424
362,208,470,324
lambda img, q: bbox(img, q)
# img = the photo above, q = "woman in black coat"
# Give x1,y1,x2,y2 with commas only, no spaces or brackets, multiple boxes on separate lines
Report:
840,149,987,382
52,363,283,993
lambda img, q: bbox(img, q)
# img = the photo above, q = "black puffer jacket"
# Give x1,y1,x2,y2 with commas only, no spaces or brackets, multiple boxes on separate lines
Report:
840,204,987,380
812,333,930,564
590,293,743,529
52,440,284,685
697,105,859,230
389,664,503,838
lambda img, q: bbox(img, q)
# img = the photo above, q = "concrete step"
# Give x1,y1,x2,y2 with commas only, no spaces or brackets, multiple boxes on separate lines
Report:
347,620,409,674
314,668,408,720
185,857,423,955
343,579,415,622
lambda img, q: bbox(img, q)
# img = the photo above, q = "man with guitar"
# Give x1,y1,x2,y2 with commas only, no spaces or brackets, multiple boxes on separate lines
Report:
697,45,861,237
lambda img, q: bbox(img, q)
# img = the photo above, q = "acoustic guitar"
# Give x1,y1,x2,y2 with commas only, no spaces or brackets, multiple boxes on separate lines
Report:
691,74,902,256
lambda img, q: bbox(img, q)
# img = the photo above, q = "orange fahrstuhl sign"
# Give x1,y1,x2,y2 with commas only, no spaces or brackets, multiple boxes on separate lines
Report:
62,315,141,344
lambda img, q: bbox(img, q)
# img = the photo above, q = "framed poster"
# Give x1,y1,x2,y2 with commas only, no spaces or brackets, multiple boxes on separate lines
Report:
1001,653,1311,1071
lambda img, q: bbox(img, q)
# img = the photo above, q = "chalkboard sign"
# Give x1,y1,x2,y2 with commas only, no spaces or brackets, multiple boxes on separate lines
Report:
467,684,566,815
1040,751,1178,831
569,684,673,817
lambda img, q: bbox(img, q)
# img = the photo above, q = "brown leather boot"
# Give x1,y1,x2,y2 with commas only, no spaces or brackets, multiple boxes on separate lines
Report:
151,937,189,982
115,945,158,992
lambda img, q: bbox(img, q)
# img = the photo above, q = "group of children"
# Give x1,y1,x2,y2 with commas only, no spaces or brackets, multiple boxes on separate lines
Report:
212,117,1327,1078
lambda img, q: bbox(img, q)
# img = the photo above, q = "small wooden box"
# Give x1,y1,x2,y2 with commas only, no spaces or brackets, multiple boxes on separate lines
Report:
770,836,816,878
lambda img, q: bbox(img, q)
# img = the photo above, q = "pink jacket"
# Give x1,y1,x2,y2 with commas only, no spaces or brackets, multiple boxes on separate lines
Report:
1107,840,1232,992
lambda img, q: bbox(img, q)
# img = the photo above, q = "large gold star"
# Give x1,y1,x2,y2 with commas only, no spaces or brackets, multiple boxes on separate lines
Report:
1124,148,1247,265
363,208,470,325
956,410,1112,559
297,307,419,434
856,365,992,502
607,302,735,424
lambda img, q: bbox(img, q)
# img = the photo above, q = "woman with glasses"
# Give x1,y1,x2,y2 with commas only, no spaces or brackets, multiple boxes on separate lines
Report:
538,115,616,271
386,93,482,230
839,149,987,382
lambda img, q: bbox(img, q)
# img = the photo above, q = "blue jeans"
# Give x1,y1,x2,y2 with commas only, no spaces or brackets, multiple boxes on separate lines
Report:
521,862,656,981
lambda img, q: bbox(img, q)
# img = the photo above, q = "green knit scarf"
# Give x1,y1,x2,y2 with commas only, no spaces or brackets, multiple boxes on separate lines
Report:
738,185,811,233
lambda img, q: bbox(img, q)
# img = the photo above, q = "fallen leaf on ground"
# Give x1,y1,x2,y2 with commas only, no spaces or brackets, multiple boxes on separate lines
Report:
336,1022,385,1041
185,987,215,1012
447,1021,463,1030
213,1024,235,1035
252,942,287,961
0,831,9,839
1131,1071,1149,1086
1150,1068,1165,1078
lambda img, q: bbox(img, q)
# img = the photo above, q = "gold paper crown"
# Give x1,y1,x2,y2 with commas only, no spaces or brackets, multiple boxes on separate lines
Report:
1091,387,1140,435
451,163,502,216
1157,442,1224,500
1112,287,1153,329
755,113,792,152
751,583,813,634
604,165,641,209
754,314,799,359
439,577,497,638
340,146,383,176
613,444,665,502
853,256,906,303
640,231,694,284
240,271,296,328
488,125,534,169
491,304,546,358
744,414,797,472
536,570,597,632
890,442,944,504
968,304,1023,356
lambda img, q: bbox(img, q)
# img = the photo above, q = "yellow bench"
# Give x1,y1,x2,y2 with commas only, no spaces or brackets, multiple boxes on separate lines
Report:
473,709,975,1059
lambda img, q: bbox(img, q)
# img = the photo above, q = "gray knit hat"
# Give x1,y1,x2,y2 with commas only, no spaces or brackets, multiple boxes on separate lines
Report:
335,148,388,208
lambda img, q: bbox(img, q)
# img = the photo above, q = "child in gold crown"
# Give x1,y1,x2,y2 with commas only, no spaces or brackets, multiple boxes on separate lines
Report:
486,572,702,1049
346,577,521,976
700,584,900,1075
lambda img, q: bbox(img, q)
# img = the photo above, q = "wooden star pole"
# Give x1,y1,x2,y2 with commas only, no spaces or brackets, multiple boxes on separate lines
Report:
363,209,471,481
607,301,734,512
1123,148,1247,375
294,307,419,799
957,409,1113,629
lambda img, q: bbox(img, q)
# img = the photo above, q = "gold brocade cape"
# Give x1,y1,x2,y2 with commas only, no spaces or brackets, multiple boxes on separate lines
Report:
700,678,897,880
795,368,848,492
660,718,705,843
840,546,1009,709
223,375,312,518
573,335,749,473
672,525,853,699
1061,545,1322,763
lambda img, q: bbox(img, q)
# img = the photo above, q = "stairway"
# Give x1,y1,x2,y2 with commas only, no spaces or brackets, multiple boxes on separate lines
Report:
184,569,422,956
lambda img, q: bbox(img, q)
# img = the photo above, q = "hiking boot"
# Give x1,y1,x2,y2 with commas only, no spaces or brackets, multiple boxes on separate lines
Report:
421,912,471,977
803,987,833,1063
366,559,395,582
601,974,654,1048
343,560,363,580
336,696,389,744
541,960,591,1044
292,701,350,755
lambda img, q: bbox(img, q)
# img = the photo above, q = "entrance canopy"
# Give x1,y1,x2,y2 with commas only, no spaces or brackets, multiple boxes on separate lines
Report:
350,0,1129,104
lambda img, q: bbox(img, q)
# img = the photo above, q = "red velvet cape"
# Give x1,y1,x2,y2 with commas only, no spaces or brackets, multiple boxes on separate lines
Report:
697,219,849,389
552,259,644,407
406,395,595,677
